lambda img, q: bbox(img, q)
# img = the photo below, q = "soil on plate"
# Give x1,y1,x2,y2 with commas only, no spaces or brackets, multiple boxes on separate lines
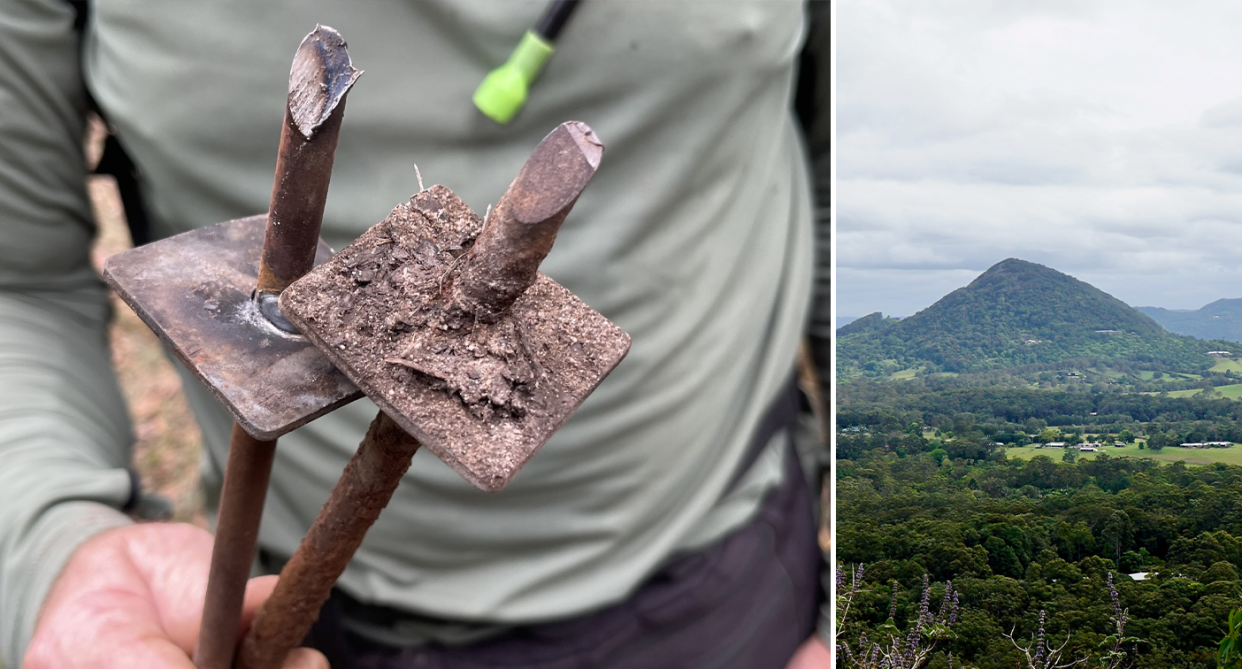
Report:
281,185,629,490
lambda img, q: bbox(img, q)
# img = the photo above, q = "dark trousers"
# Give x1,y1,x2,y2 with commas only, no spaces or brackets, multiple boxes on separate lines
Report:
304,439,822,669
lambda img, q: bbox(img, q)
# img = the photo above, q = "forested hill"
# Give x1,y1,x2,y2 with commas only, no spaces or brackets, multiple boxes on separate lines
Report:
1139,298,1242,343
838,258,1242,377
837,311,898,337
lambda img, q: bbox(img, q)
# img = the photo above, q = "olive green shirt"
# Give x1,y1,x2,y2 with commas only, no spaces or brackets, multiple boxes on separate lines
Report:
0,0,814,663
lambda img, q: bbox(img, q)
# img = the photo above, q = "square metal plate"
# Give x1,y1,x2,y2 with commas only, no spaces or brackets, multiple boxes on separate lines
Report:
102,216,362,440
280,188,630,491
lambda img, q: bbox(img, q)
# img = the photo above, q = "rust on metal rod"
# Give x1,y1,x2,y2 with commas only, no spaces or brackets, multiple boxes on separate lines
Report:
236,412,420,669
453,121,602,322
193,26,361,669
255,24,362,297
192,425,277,669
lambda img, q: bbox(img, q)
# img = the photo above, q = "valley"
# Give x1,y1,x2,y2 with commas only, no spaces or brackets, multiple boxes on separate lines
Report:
837,259,1242,669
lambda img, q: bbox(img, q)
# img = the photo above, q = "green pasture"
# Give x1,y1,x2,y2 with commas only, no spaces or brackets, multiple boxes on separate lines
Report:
1006,443,1242,466
1164,383,1242,399
1133,370,1196,381
1211,358,1242,374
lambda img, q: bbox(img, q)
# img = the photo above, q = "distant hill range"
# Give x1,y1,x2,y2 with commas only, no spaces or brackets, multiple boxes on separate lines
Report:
838,258,1242,377
1138,299,1242,343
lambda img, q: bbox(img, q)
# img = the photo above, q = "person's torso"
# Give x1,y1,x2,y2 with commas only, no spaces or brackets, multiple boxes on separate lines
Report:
87,0,812,622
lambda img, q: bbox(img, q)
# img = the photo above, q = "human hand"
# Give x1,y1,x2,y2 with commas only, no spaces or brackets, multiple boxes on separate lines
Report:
24,523,326,668
785,635,832,669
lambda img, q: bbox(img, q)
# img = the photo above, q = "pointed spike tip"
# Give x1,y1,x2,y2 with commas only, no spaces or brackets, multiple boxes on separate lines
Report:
288,25,363,139
564,121,603,169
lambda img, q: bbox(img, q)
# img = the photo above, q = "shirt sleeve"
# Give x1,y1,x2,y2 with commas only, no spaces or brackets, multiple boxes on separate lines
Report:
0,0,137,664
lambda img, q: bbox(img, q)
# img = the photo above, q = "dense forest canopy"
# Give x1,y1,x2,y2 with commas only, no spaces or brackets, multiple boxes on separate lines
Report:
838,442,1242,668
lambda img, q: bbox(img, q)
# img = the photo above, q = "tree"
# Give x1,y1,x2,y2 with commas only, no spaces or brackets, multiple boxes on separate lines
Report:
1204,561,1238,583
1053,521,1095,562
1039,427,1062,444
984,536,1023,578
1062,449,1078,464
1146,431,1171,452
1100,511,1133,567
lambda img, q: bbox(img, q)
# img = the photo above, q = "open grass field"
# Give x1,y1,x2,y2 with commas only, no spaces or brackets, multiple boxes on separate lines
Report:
1006,443,1242,466
1133,370,1198,381
1164,383,1242,399
1133,370,1197,381
1211,358,1242,374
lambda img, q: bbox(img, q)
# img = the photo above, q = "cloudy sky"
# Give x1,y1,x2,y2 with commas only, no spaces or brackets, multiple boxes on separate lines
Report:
837,1,1242,319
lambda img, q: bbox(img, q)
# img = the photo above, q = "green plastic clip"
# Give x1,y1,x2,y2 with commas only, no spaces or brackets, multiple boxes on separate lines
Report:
473,30,556,125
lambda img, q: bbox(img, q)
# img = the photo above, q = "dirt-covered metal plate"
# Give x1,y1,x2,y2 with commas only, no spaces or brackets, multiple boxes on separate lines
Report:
280,187,630,491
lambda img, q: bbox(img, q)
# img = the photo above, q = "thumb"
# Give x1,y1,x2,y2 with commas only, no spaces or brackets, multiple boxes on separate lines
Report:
282,648,330,669
239,576,330,669
239,574,280,633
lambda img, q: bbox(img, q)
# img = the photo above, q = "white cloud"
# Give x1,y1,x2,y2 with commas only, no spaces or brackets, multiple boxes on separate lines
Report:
837,0,1242,317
